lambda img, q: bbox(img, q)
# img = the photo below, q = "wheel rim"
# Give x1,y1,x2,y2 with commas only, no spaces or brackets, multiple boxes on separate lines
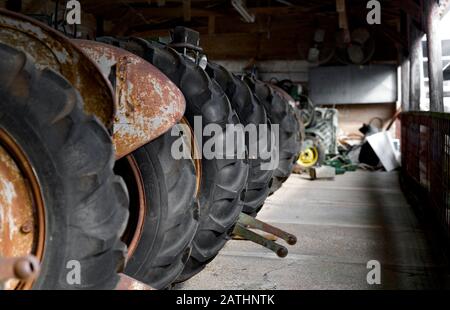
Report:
0,129,46,290
180,117,202,197
297,146,319,168
115,118,201,260
114,155,147,260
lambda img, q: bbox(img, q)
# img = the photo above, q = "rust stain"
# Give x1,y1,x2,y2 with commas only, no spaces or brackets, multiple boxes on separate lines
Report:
0,129,45,290
75,40,186,159
0,145,35,290
0,9,115,129
115,273,154,290
268,83,296,108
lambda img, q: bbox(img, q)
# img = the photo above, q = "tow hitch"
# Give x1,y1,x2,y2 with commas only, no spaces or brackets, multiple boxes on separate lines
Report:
233,213,297,257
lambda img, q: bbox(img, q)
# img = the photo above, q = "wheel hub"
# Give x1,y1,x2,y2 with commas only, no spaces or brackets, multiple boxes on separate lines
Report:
180,117,201,197
298,146,319,167
0,129,45,290
123,156,147,259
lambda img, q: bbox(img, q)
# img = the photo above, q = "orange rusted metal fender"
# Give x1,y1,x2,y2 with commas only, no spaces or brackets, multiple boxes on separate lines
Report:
0,9,115,128
0,9,185,158
75,40,186,159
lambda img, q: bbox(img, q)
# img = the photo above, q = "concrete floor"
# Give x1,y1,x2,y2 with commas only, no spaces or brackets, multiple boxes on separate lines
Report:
175,171,450,290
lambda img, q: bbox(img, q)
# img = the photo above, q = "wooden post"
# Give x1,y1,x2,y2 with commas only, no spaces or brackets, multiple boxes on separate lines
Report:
183,0,191,22
409,23,423,111
425,0,444,112
401,57,411,111
208,16,215,35
96,17,104,37
400,13,411,112
336,0,350,43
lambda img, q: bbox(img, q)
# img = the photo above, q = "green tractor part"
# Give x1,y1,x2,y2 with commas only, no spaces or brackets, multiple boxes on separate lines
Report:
324,155,358,175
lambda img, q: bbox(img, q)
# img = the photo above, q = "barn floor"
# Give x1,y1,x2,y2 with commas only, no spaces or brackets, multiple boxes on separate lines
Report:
175,171,450,290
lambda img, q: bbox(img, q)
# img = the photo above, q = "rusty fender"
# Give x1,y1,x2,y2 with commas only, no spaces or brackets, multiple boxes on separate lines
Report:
0,9,115,128
74,40,186,159
268,83,296,108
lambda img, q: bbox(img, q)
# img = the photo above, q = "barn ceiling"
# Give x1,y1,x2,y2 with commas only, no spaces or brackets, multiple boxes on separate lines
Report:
80,0,413,62
3,0,428,62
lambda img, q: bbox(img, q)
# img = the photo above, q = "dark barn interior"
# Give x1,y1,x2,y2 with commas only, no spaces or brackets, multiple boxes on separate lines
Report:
1,0,450,291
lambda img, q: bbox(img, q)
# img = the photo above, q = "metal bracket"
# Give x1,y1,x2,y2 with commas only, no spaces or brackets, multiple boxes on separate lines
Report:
233,213,297,258
0,255,40,285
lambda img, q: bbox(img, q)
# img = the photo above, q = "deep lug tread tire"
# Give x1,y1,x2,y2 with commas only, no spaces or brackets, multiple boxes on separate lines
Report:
205,62,274,216
245,78,301,195
98,37,249,283
0,43,129,290
121,130,199,289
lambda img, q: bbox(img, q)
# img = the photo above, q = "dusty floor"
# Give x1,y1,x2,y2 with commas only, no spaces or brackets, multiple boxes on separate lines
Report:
175,171,450,290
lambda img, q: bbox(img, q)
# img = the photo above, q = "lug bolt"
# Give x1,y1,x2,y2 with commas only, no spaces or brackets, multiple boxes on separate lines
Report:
20,222,33,234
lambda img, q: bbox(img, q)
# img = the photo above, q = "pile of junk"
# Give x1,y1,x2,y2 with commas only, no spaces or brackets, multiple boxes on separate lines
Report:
274,80,402,180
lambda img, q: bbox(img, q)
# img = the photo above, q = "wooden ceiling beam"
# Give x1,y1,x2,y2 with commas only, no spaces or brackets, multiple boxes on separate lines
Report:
208,15,215,34
400,0,423,27
83,0,214,9
86,4,334,19
377,23,407,50
336,0,350,43
183,0,191,21
105,5,336,33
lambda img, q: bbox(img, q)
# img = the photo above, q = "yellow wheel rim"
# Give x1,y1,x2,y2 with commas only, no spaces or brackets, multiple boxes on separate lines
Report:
297,147,319,168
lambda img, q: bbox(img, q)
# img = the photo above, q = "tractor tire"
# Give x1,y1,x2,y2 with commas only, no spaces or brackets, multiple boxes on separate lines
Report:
115,130,199,289
205,62,275,216
293,107,306,144
100,37,249,283
245,77,301,195
0,43,129,290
